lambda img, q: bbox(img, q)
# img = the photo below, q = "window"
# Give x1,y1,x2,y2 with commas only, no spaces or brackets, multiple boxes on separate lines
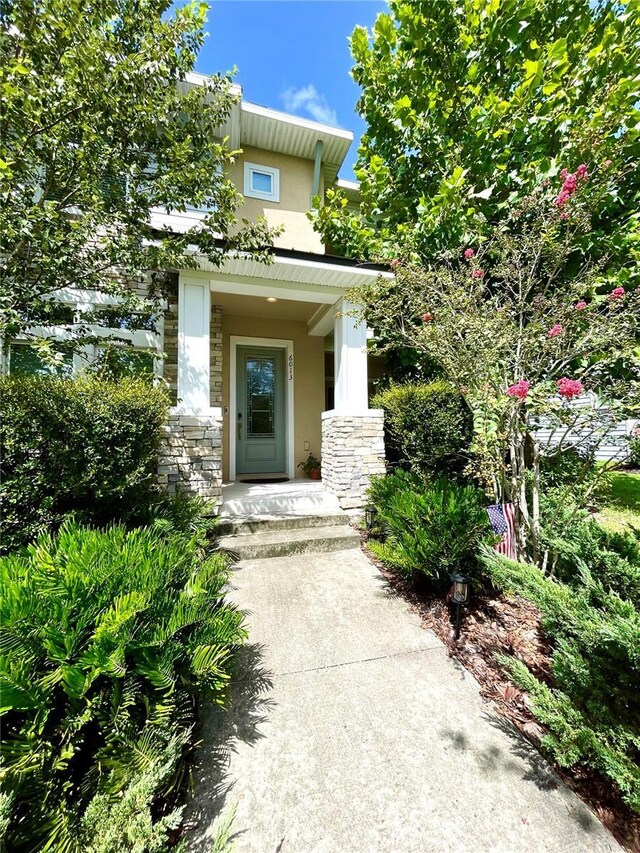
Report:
8,344,73,377
243,162,280,202
94,347,156,381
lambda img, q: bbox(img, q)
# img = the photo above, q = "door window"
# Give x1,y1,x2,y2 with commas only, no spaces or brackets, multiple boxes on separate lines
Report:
246,356,275,438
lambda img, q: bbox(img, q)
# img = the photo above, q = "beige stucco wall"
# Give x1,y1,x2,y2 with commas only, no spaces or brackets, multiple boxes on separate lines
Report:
221,312,325,481
227,145,324,254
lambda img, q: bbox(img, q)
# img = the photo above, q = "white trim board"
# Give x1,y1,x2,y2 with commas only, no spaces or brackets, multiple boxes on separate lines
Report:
229,335,295,482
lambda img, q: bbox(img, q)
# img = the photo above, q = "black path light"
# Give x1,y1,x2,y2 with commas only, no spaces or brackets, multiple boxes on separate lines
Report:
364,505,376,530
450,573,471,640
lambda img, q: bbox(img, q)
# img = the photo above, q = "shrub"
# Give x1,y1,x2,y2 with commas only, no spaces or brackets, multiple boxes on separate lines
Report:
0,521,245,852
482,547,640,813
628,435,640,468
540,492,640,607
367,470,492,589
539,446,597,491
0,375,169,552
371,381,472,478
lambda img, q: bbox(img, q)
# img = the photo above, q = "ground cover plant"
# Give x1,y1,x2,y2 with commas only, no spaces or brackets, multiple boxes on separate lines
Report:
0,520,245,852
0,375,169,552
481,546,640,817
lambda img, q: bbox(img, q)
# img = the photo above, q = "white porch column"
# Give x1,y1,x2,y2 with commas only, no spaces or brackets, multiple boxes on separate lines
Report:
159,274,222,512
333,298,368,412
322,297,385,511
177,276,210,412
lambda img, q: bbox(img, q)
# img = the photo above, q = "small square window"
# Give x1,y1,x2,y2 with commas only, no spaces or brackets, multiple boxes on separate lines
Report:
251,171,272,194
244,162,279,202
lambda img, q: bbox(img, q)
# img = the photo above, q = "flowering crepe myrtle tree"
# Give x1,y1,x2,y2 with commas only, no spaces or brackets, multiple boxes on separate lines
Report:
347,165,640,563
0,0,278,362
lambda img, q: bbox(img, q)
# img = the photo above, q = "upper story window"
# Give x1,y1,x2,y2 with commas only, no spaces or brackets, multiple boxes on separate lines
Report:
244,162,280,202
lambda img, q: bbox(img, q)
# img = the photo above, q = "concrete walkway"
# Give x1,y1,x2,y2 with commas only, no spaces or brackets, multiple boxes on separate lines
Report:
186,548,621,853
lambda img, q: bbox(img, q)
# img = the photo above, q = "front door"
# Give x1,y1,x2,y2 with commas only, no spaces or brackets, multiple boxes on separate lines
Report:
236,346,286,475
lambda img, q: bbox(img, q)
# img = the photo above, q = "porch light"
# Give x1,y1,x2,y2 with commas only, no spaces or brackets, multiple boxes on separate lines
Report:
266,297,278,303
450,572,471,640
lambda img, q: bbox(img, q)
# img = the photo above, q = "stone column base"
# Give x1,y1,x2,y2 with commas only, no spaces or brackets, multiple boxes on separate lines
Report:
321,410,386,510
158,410,223,512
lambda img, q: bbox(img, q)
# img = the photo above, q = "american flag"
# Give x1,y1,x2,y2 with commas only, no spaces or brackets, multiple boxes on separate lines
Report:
486,503,516,559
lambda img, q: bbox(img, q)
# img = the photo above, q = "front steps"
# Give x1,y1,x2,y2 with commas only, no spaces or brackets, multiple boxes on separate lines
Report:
217,512,360,560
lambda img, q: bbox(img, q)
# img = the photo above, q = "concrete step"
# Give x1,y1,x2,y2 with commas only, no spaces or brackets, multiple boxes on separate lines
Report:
216,512,348,537
219,523,361,560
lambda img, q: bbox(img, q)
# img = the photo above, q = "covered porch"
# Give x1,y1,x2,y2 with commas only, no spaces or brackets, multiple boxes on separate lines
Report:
158,251,388,512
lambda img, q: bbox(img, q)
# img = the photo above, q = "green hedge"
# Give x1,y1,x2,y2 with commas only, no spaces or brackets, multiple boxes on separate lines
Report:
0,375,169,552
0,521,245,851
372,381,473,478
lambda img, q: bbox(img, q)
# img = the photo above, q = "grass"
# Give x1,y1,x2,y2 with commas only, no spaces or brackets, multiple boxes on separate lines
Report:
597,469,640,532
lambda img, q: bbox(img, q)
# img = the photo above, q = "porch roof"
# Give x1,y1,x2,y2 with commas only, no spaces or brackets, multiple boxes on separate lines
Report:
192,248,392,292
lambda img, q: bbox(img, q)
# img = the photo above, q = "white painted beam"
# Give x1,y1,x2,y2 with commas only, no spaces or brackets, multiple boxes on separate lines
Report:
177,276,211,413
333,298,368,413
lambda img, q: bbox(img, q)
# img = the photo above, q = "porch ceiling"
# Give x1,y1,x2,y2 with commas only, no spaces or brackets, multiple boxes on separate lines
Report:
213,292,321,322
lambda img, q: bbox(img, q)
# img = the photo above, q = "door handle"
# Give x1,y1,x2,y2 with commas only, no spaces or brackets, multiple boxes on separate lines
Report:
237,413,242,440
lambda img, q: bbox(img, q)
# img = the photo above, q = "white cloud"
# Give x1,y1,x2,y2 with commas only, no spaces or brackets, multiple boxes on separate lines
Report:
281,84,339,126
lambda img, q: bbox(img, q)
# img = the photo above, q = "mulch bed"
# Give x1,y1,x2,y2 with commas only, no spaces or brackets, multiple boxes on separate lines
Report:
361,537,640,853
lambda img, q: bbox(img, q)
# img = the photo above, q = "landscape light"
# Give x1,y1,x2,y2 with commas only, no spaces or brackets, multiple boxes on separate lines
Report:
450,573,471,639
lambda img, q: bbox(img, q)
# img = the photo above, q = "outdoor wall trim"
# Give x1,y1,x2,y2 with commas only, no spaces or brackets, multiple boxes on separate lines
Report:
322,408,384,419
177,275,210,412
312,138,323,200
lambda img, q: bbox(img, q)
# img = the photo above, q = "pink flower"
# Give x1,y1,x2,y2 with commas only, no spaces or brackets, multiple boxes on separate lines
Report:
422,312,433,323
604,159,612,168
560,211,569,220
507,380,531,400
464,248,475,259
548,324,563,338
557,378,584,399
609,286,625,300
471,268,484,279
574,300,588,310
390,258,401,270
553,165,589,208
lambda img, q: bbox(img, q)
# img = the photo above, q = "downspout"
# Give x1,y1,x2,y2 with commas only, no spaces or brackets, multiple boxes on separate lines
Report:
312,139,323,206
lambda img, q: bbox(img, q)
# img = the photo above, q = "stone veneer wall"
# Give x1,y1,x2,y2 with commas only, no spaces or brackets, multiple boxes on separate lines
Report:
158,413,223,511
321,410,386,510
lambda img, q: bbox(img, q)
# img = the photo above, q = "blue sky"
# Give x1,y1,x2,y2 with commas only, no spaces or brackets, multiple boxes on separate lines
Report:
195,1,387,179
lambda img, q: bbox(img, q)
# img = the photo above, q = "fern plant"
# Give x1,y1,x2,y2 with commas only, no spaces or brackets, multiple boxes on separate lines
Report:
0,521,246,852
368,470,492,589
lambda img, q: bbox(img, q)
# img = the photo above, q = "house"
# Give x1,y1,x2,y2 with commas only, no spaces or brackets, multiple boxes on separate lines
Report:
153,74,388,512
3,73,388,513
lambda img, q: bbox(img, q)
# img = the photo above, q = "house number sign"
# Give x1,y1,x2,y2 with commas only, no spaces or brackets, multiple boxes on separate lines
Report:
288,353,294,381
